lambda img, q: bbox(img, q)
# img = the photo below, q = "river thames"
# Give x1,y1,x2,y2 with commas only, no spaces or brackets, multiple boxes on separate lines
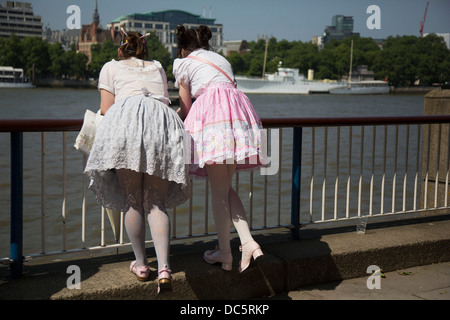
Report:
0,88,427,258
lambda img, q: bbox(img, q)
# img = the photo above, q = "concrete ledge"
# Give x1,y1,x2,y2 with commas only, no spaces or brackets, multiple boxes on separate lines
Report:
1,217,449,300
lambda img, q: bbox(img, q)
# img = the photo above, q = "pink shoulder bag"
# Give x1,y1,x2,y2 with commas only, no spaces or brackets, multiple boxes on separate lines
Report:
187,55,237,88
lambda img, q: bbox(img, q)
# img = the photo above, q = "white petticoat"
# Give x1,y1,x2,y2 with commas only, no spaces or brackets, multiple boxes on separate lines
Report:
84,95,190,210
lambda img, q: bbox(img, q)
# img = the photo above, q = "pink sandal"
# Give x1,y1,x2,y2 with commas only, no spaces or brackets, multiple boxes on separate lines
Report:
130,261,150,282
157,264,172,294
238,240,264,273
203,246,233,271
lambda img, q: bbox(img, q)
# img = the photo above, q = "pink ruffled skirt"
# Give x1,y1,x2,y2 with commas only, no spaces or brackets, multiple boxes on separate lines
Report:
184,82,266,178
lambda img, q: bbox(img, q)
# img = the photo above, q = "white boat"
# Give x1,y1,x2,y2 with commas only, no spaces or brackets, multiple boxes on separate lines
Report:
330,41,389,95
329,80,390,95
235,40,389,95
235,68,347,95
0,66,33,89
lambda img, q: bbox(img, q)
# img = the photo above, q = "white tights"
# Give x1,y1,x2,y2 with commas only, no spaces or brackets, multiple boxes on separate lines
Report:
206,164,254,252
116,169,170,271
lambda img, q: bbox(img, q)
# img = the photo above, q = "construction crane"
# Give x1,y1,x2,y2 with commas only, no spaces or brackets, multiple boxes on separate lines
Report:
419,1,429,37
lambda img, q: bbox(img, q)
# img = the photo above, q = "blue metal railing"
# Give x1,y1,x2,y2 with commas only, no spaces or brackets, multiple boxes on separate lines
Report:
2,115,450,278
10,132,23,279
291,127,302,241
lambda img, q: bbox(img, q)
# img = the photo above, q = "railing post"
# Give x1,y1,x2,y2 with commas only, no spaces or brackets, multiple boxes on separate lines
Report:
10,132,23,279
291,127,302,240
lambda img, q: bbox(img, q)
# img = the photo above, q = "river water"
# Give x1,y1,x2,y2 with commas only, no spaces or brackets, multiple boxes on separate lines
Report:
0,88,427,258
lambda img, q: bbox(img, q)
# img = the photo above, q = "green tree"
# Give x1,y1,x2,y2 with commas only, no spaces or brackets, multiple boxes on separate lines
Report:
372,35,420,86
88,39,118,77
21,36,50,79
227,52,247,75
146,31,171,70
48,42,66,79
416,34,449,85
330,36,381,80
284,41,319,77
0,34,25,69
64,47,89,80
316,41,339,80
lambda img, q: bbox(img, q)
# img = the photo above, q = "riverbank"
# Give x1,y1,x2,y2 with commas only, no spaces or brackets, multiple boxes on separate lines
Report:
34,79,97,89
32,79,445,95
33,79,179,90
390,85,444,94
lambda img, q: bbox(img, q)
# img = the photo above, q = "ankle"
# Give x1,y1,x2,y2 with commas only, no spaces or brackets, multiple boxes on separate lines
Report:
218,248,231,254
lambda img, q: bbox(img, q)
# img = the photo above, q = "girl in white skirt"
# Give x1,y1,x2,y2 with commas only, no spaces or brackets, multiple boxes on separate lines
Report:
84,30,189,293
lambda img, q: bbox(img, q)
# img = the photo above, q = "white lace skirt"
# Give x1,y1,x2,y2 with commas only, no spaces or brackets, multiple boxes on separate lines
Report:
84,95,190,210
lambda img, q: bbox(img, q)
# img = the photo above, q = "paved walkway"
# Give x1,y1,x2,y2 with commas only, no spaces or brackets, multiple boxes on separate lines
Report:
1,216,449,302
267,261,450,300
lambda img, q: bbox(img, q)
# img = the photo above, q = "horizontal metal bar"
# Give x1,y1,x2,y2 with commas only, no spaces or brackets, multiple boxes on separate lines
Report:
0,119,83,132
1,115,450,132
261,115,450,128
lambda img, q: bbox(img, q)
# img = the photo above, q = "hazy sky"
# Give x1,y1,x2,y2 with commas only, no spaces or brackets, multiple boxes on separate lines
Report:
26,0,450,42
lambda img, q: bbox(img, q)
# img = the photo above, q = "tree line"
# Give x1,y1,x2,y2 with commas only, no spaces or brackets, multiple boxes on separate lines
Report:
229,34,450,86
0,32,171,81
0,34,88,80
1,32,449,87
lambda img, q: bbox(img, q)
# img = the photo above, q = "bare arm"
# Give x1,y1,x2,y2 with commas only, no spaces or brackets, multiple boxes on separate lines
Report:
178,80,192,120
100,89,115,115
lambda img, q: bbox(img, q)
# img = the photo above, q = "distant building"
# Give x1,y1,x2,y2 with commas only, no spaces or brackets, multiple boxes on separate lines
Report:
107,10,223,57
322,15,359,43
42,25,80,49
77,0,120,64
312,36,324,50
222,40,249,56
0,1,43,38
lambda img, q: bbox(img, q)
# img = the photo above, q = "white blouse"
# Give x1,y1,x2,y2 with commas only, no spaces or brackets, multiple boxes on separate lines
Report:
173,49,235,98
98,58,170,105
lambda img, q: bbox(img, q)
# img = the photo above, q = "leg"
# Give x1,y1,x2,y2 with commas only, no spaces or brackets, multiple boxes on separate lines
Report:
143,175,172,292
116,169,147,267
143,175,170,271
204,163,233,270
226,165,263,273
206,164,233,252
225,165,254,245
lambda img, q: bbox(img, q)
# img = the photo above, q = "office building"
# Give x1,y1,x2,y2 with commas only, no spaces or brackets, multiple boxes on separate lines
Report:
0,1,43,38
107,10,223,57
322,15,359,43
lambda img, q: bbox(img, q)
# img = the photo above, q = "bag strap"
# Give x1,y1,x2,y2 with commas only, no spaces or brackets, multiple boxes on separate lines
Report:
187,55,237,88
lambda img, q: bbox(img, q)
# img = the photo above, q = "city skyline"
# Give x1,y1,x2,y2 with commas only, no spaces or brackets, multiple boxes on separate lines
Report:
22,0,450,42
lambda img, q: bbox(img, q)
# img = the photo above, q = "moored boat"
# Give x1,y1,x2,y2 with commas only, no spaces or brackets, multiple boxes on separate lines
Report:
329,80,390,95
0,66,33,89
235,67,347,95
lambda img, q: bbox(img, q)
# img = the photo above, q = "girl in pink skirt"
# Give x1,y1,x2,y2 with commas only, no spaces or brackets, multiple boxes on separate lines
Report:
173,25,265,273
